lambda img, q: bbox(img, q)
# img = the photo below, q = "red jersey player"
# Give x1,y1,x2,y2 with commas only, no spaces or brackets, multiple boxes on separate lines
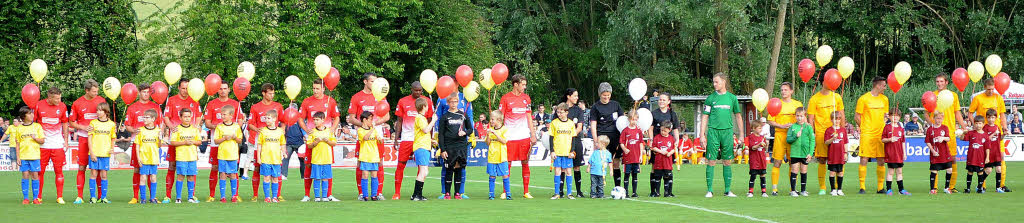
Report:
499,74,536,198
650,121,677,197
962,116,989,193
35,87,69,204
823,111,848,196
124,83,162,203
982,110,1005,193
392,81,433,199
203,83,242,202
161,80,201,202
618,110,643,198
925,112,954,194
69,80,107,203
745,122,768,197
880,109,908,195
247,83,283,201
346,73,390,201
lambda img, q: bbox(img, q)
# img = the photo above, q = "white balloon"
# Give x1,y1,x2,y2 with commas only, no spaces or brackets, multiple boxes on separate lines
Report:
616,116,630,132
237,61,255,81
638,108,653,131
628,78,647,101
314,54,331,78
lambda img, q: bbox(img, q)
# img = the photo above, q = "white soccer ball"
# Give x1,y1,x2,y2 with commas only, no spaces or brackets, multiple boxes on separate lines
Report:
611,186,627,199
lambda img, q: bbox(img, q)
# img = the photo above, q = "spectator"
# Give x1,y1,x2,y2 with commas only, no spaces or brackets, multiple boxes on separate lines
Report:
475,114,489,139
282,122,306,180
1012,105,1023,121
579,101,591,138
534,105,551,123
904,115,921,135
115,123,133,152
1011,115,1024,134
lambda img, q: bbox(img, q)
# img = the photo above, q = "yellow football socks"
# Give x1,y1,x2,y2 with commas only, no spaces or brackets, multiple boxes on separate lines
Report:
858,165,867,189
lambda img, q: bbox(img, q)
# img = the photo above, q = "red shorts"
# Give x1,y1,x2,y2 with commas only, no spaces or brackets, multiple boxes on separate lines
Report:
303,145,312,164
166,145,177,162
77,137,90,166
507,139,532,161
398,141,414,163
208,146,219,165
129,144,139,168
41,148,66,168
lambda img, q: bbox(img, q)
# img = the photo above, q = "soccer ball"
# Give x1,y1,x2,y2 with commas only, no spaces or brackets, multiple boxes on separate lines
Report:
611,186,627,199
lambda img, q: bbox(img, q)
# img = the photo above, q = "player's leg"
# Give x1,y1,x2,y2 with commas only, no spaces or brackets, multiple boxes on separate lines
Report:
705,131,722,195
885,166,893,192
164,146,176,202
817,158,827,194
89,169,98,201
38,150,50,201
52,149,66,201
552,166,562,199
76,139,89,202
208,147,219,201
944,167,953,193
376,142,386,198
303,157,312,199
720,132,735,195
650,168,661,196
896,167,906,193
929,169,938,191
789,162,798,193
876,159,886,193
799,163,808,193
453,164,464,198
175,174,184,201
394,142,412,199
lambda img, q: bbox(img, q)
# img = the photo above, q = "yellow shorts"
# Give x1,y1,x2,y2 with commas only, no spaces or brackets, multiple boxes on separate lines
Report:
859,137,885,158
947,137,959,156
771,131,791,161
814,131,828,157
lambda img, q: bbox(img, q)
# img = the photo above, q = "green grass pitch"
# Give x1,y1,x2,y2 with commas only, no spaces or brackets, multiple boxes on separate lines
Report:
1,162,1021,222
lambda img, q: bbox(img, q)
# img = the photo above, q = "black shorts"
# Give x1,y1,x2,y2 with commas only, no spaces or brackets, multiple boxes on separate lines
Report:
749,169,766,175
985,162,1002,168
601,133,623,159
572,139,585,167
790,158,808,165
827,164,844,172
886,163,904,168
929,162,953,171
443,154,467,168
651,169,672,178
623,163,640,174
966,165,984,173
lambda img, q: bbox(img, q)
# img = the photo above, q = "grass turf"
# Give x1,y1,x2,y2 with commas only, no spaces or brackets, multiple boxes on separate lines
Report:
1,162,1021,222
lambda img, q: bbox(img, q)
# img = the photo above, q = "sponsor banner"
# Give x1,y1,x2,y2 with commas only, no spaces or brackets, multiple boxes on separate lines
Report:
841,135,1023,163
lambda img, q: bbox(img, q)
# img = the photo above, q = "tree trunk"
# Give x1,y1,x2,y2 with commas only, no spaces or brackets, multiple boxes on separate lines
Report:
765,0,789,96
713,21,729,75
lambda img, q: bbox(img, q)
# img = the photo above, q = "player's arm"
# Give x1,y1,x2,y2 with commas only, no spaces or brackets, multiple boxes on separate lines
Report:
528,111,537,143
346,114,362,128
854,112,862,127
162,115,175,131
733,112,744,141
590,120,599,142
700,114,709,146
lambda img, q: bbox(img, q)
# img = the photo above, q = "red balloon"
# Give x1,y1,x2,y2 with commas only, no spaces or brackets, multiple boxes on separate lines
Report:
437,76,457,99
121,83,138,105
766,98,782,117
995,72,1011,95
21,83,40,106
823,68,842,91
455,65,473,87
151,81,169,104
491,63,509,85
281,107,301,126
374,100,390,117
887,71,902,93
951,68,969,92
798,59,816,83
324,67,341,91
921,91,937,113
233,78,251,101
205,73,222,96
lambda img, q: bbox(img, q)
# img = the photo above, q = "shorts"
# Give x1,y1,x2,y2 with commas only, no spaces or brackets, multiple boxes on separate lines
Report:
858,137,885,158
985,162,1001,168
827,164,844,172
771,131,791,161
749,169,766,175
260,164,281,177
20,160,41,172
208,146,220,165
487,162,509,176
166,145,177,162
507,138,532,161
140,164,158,175
40,148,66,168
886,163,904,169
77,138,91,166
598,133,623,159
813,132,828,157
311,164,332,179
553,156,573,168
790,157,808,165
623,163,640,174
704,128,735,160
966,165,984,173
359,162,380,171
398,141,414,163
219,160,239,174
572,139,585,167
444,154,467,168
176,161,198,176
414,149,432,166
930,162,953,171
89,157,110,171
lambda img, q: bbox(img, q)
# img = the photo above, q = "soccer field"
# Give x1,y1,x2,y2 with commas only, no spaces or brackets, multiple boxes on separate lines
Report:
1,162,1021,223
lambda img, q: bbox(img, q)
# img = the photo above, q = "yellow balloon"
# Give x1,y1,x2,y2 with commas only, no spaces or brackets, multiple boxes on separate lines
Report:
30,59,47,83
420,69,438,94
237,61,255,81
837,56,855,79
102,77,121,100
751,88,768,112
894,61,912,85
187,78,205,102
464,81,480,102
372,78,390,101
164,62,182,85
314,54,331,79
986,54,1002,77
936,90,954,112
480,69,495,90
968,61,984,83
284,75,301,101
816,45,833,68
